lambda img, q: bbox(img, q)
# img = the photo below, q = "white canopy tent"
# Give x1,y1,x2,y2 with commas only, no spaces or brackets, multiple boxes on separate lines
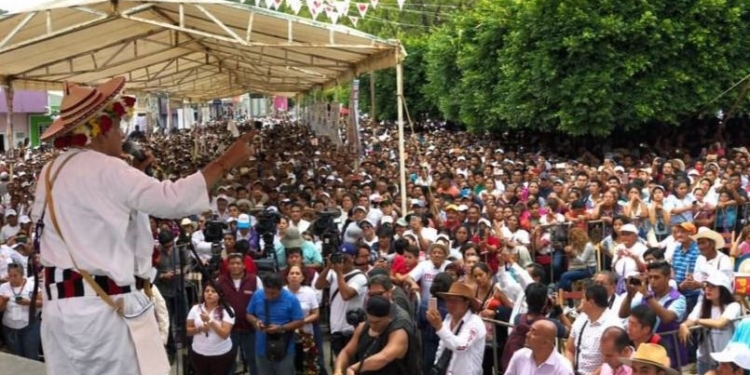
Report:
0,0,410,210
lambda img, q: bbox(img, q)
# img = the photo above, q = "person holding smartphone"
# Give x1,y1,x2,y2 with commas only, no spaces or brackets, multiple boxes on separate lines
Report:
0,263,42,360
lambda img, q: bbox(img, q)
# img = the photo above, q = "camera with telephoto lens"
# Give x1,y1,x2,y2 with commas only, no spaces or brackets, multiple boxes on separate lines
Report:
346,308,366,326
255,210,281,277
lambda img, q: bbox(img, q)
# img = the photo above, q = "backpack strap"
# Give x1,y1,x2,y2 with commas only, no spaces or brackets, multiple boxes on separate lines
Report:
330,270,364,303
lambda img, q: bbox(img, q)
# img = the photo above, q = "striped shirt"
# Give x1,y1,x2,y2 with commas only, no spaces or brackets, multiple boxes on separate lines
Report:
671,241,700,297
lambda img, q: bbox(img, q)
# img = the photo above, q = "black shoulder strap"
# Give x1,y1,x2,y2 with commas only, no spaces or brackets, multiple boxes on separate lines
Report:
330,270,364,303
575,320,589,373
263,296,271,325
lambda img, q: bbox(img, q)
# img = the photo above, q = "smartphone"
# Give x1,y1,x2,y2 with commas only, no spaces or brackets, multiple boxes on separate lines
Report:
479,228,486,238
428,297,438,311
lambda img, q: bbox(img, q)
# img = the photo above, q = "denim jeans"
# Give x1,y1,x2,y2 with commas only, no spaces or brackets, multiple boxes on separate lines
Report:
230,330,257,375
552,249,565,283
312,323,328,375
559,267,596,307
697,357,717,375
256,351,294,375
4,319,41,361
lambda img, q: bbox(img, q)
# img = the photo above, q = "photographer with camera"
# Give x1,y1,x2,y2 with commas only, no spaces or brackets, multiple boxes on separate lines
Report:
314,243,368,359
618,260,687,371
246,273,305,375
334,295,414,375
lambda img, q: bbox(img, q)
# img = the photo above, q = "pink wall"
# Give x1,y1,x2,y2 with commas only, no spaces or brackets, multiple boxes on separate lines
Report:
0,90,48,113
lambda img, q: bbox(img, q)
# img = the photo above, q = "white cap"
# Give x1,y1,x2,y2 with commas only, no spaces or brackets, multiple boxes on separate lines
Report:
705,269,733,292
216,194,229,201
4,209,17,217
457,156,466,161
369,193,382,202
380,216,394,225
19,215,31,224
620,224,638,234
711,342,750,369
457,204,469,212
614,166,625,172
478,218,492,227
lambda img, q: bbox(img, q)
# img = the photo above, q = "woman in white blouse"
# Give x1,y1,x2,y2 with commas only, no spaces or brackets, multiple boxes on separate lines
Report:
285,265,320,374
0,263,42,360
186,283,235,375
426,282,486,375
678,270,742,375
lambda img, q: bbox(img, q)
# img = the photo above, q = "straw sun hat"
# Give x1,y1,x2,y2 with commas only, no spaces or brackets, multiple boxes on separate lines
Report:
42,76,135,148
437,282,482,312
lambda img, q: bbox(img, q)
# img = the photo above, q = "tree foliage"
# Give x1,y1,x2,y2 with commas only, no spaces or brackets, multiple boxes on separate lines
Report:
425,0,750,136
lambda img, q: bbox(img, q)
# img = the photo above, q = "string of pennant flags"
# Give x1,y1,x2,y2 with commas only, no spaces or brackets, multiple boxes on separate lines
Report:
247,0,406,27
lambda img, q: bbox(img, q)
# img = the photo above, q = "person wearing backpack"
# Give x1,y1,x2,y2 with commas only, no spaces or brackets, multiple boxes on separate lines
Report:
501,282,568,372
333,295,415,375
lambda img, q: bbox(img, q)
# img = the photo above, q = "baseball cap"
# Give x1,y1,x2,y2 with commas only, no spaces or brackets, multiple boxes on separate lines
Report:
395,217,408,227
620,224,638,234
353,206,368,213
674,222,697,235
358,219,374,228
380,216,394,225
457,204,469,212
5,209,17,218
237,214,251,229
705,269,733,292
410,199,425,208
340,243,358,256
19,215,31,225
445,204,459,212
711,342,750,369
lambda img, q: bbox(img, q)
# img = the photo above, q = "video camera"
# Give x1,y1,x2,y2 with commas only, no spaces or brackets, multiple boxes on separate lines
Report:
312,209,341,260
255,209,281,277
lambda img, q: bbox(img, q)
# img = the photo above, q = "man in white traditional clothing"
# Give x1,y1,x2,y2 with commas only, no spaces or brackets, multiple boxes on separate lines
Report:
30,76,256,375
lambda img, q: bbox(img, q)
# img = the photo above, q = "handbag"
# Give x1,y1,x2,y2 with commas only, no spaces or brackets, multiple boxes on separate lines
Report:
264,298,291,362
43,152,169,375
429,320,464,375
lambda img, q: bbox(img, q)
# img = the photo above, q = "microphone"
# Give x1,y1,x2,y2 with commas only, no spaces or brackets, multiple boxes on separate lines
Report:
122,141,153,176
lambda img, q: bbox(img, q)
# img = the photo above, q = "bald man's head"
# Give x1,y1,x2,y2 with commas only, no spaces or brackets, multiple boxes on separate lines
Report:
526,319,557,351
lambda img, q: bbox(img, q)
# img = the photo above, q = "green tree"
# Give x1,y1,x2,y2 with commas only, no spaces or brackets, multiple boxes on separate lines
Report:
425,0,750,136
359,35,440,122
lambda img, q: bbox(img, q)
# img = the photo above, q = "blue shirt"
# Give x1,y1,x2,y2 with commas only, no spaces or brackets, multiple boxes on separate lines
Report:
247,288,304,356
672,241,700,297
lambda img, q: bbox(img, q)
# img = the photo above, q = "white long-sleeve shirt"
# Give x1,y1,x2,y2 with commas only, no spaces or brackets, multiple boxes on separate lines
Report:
495,262,534,330
435,309,487,375
31,149,211,284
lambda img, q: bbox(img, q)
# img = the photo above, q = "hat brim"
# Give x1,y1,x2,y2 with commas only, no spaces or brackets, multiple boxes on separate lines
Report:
41,77,126,140
618,358,679,375
711,347,750,370
691,232,726,249
436,291,482,312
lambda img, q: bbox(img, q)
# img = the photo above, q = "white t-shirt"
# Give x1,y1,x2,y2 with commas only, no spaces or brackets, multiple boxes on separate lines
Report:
0,277,36,329
286,285,319,334
408,260,450,302
687,300,741,359
501,227,531,246
611,242,647,279
326,269,368,334
187,304,235,356
0,224,20,244
693,253,734,283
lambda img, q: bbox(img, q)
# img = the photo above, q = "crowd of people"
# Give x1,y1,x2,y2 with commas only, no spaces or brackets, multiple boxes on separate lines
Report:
0,110,749,375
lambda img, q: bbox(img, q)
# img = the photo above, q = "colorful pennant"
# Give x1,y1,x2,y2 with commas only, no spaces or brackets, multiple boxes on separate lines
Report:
370,0,378,9
348,16,359,27
357,2,368,18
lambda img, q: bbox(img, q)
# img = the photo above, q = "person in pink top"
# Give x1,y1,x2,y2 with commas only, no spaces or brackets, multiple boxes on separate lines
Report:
597,326,634,375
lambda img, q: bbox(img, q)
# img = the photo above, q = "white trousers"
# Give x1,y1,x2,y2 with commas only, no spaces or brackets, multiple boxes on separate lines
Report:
42,295,141,375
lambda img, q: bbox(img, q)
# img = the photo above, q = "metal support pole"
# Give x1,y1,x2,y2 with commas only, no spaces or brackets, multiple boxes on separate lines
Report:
4,80,14,153
166,94,172,131
397,61,406,214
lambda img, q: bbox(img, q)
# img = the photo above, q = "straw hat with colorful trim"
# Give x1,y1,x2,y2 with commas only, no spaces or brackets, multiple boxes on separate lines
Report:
42,77,134,147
